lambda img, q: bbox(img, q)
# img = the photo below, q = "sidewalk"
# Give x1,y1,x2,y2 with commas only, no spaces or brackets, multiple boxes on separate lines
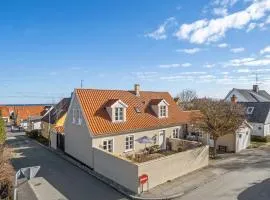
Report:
138,165,228,199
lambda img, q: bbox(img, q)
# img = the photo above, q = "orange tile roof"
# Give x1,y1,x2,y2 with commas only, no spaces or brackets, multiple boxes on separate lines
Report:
0,106,9,118
0,106,45,120
75,89,195,137
54,126,64,134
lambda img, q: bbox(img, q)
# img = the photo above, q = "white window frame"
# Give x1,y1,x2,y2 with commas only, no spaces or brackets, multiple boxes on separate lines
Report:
102,138,114,153
159,105,167,118
246,107,254,114
172,128,180,138
125,135,135,152
115,107,124,122
72,108,82,125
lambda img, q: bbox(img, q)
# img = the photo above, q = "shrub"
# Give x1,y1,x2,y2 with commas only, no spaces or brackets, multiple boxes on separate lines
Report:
26,130,40,139
251,135,270,143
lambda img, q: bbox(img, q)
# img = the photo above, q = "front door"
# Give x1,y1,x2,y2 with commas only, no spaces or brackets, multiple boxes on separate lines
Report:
159,130,166,149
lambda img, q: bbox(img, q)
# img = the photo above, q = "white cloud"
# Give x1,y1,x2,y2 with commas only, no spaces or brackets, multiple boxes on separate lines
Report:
175,0,270,44
221,71,229,75
265,54,270,58
213,7,228,16
132,72,158,80
247,22,257,32
260,46,270,54
217,43,229,48
204,63,216,68
212,0,239,7
159,63,191,68
230,47,245,53
145,17,177,40
182,63,192,67
228,57,270,66
266,15,270,23
176,48,201,54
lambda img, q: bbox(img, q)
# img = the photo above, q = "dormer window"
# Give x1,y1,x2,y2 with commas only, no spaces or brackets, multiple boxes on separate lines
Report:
105,99,128,123
150,99,169,118
115,107,124,121
246,107,254,114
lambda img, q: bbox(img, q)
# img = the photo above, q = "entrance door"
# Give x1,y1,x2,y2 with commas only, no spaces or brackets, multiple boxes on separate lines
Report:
159,130,166,149
57,134,65,151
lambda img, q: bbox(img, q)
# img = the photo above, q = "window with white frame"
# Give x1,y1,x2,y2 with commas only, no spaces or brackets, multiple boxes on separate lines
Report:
125,135,134,151
160,106,167,117
103,139,113,153
115,107,124,121
73,109,82,125
173,128,180,138
246,107,254,114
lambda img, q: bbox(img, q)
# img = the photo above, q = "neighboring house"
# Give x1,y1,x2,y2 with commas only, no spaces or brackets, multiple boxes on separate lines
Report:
64,85,209,193
0,106,10,123
188,121,252,153
26,116,43,132
225,85,270,137
238,102,270,137
225,85,270,102
41,97,71,144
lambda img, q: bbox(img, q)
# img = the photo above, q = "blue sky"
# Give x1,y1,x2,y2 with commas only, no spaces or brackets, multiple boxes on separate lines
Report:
1,0,270,104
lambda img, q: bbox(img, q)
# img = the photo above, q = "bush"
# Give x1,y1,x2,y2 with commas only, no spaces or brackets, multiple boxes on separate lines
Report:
251,135,270,143
26,130,40,139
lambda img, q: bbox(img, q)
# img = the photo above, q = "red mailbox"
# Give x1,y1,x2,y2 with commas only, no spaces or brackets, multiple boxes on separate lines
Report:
139,174,148,185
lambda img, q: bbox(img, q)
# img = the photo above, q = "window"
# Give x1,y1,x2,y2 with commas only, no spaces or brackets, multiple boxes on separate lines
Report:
173,128,180,138
115,107,124,121
73,109,82,125
160,106,167,117
125,135,134,151
103,139,113,152
246,107,254,114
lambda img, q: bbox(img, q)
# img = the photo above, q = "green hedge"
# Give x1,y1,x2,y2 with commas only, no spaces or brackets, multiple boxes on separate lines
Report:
251,135,270,143
26,130,49,146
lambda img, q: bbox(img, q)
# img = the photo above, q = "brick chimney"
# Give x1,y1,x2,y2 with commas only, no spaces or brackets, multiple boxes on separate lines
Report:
231,94,237,104
134,84,140,96
253,85,259,93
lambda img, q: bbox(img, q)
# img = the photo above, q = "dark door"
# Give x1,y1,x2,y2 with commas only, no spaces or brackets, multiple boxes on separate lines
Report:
57,134,65,151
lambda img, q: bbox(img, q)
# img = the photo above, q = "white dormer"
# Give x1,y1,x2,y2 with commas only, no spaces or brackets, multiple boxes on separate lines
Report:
106,99,128,122
151,99,169,118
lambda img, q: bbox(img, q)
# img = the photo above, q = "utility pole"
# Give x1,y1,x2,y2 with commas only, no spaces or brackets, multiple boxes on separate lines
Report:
81,80,83,88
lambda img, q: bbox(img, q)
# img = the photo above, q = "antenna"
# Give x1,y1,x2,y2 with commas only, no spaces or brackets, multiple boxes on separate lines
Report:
255,72,258,85
81,80,84,88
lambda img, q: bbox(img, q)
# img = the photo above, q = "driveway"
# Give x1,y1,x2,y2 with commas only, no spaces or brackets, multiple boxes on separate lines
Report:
6,132,127,200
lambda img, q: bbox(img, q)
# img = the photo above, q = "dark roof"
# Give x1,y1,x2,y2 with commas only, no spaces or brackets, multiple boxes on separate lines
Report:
42,98,71,124
230,89,270,102
239,102,270,124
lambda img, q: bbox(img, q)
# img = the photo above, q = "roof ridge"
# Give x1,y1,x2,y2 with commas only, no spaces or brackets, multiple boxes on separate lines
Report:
75,88,170,94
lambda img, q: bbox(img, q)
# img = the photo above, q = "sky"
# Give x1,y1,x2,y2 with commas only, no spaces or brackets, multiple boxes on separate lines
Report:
1,0,270,104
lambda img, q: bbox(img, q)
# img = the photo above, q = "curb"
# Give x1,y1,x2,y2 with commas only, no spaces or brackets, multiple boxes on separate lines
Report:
27,136,186,200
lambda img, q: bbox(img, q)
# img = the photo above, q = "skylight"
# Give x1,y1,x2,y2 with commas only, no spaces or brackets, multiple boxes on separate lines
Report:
135,107,141,113
246,107,254,114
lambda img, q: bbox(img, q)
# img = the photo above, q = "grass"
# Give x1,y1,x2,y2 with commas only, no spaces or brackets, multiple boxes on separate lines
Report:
248,141,270,149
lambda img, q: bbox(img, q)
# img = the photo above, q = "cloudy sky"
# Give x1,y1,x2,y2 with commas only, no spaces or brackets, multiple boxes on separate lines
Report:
1,0,270,104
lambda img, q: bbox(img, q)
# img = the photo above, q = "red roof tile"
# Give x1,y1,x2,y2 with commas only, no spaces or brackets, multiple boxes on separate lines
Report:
75,89,195,136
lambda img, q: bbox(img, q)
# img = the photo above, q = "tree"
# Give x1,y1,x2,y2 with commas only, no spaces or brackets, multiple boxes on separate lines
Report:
176,89,197,110
191,98,245,158
0,114,6,158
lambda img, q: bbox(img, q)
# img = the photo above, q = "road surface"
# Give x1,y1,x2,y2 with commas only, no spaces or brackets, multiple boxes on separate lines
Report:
6,131,128,200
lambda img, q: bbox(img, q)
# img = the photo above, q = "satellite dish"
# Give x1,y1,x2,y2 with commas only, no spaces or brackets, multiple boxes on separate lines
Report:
20,166,40,180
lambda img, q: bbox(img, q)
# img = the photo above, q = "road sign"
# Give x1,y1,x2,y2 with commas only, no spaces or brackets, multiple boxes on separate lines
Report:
139,174,148,185
20,166,41,180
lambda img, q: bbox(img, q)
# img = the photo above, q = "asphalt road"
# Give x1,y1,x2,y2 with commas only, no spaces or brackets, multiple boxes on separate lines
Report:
6,132,128,200
178,147,270,200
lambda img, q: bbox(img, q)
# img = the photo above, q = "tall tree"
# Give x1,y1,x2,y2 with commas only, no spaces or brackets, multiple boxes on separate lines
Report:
176,89,197,110
0,114,6,160
191,98,245,157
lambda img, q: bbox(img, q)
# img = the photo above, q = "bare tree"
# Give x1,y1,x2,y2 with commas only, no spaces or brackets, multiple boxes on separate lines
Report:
176,89,197,110
191,98,245,158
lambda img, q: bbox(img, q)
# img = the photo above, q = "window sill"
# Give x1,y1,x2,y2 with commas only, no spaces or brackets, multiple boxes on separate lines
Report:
124,149,134,153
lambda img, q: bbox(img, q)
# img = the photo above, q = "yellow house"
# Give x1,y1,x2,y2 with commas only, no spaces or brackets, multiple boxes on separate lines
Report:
41,98,71,147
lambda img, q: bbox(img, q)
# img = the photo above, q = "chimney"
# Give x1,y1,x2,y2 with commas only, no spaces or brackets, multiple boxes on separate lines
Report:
231,94,237,104
134,84,140,96
253,85,259,93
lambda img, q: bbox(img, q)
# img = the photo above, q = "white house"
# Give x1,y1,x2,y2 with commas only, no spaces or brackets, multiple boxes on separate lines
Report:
63,85,209,193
